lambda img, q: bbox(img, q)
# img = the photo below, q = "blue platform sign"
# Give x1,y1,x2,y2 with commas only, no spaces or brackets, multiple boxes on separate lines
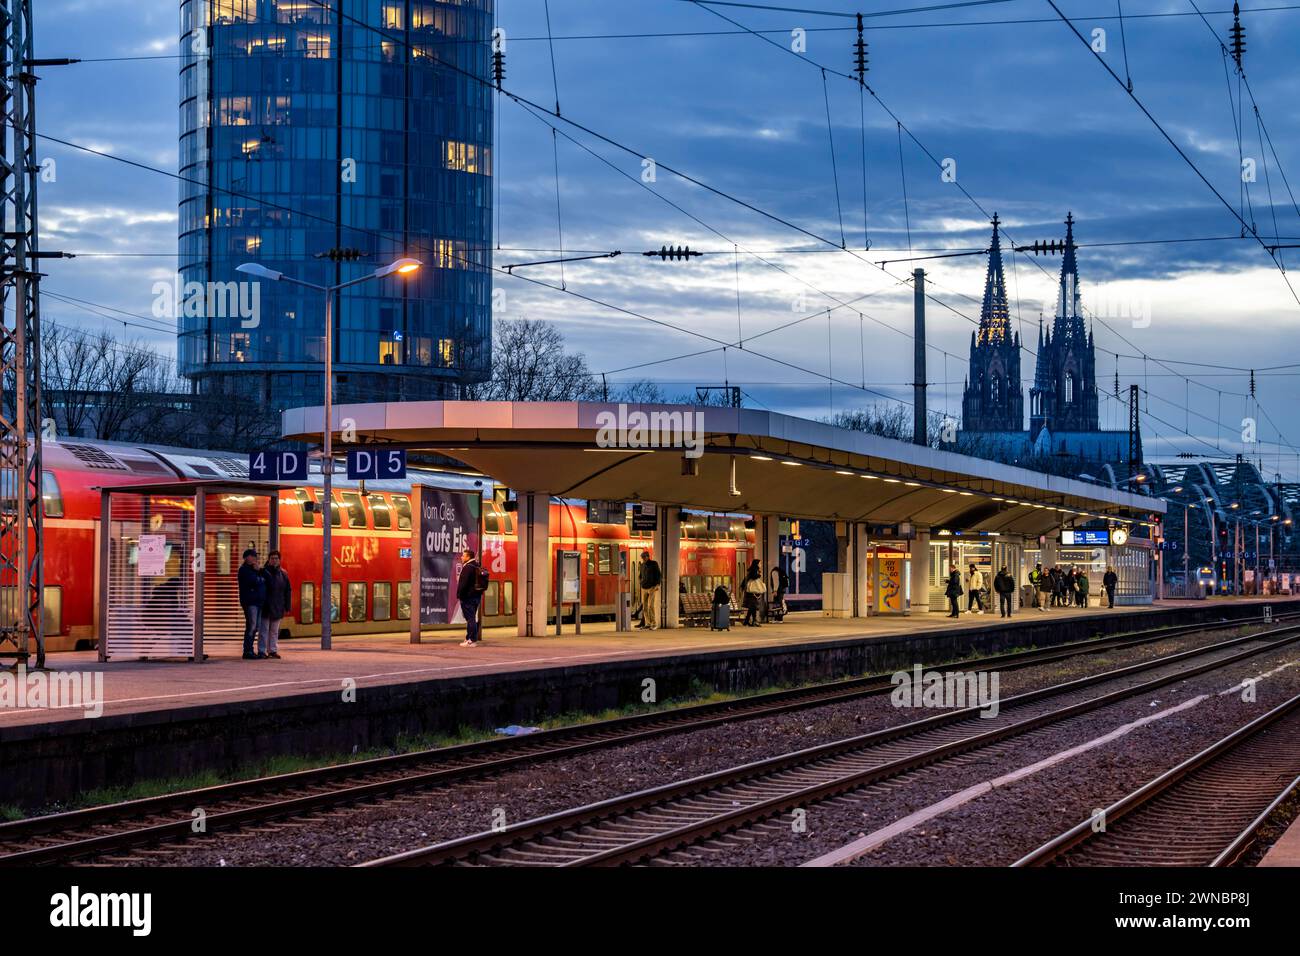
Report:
249,450,309,482
347,448,407,481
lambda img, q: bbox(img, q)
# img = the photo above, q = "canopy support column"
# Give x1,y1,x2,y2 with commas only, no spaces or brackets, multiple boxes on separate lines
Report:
517,493,551,637
910,528,931,614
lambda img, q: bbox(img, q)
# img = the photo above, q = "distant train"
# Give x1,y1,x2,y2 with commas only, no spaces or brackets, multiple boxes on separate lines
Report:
35,439,758,652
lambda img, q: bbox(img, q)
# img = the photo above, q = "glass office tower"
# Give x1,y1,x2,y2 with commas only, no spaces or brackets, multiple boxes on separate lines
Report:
178,0,493,411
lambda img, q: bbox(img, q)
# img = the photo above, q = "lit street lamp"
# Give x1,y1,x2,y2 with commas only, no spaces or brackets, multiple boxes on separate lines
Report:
236,257,422,649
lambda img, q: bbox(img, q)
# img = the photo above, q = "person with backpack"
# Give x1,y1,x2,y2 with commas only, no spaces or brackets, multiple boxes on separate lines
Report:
1076,568,1091,608
768,564,789,623
1028,563,1045,610
993,565,1016,618
638,551,663,630
456,548,489,646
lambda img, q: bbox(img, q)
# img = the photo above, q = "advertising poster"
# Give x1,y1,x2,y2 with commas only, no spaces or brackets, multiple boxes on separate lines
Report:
410,485,482,641
876,556,905,614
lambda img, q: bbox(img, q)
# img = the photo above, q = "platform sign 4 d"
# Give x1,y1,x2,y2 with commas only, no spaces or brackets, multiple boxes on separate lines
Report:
347,448,407,481
249,450,309,482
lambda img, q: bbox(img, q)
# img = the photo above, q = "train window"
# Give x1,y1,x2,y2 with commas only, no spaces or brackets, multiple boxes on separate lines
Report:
329,495,341,528
485,511,500,534
43,586,62,635
598,543,612,574
396,581,411,620
485,581,499,617
330,583,341,622
295,488,316,527
340,493,367,529
300,583,315,624
586,542,595,574
368,494,392,530
373,582,391,621
393,495,412,530
347,582,366,622
502,580,514,615
42,473,64,518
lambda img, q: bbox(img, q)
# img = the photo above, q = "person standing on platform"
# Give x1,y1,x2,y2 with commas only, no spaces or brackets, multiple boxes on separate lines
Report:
1103,566,1119,608
994,566,1015,618
967,563,985,614
742,560,766,626
238,548,265,660
945,565,963,618
258,549,291,659
457,549,488,646
1076,568,1090,608
1028,563,1044,610
638,551,663,630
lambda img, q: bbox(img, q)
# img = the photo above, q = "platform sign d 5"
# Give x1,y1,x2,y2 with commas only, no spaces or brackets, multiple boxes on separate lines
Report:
249,450,308,482
347,448,406,481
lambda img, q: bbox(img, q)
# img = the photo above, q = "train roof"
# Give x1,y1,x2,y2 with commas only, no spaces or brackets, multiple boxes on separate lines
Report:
42,438,489,495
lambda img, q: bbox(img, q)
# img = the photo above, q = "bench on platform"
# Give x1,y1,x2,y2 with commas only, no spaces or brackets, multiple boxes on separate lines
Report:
680,592,742,628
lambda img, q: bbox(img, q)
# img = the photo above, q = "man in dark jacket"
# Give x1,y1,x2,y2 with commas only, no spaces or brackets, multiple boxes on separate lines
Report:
258,550,291,659
456,549,487,646
945,565,963,618
993,566,1016,618
238,548,265,660
1103,566,1119,608
638,551,663,630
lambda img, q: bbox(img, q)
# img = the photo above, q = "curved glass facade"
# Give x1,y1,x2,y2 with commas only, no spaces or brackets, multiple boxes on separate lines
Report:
178,0,493,411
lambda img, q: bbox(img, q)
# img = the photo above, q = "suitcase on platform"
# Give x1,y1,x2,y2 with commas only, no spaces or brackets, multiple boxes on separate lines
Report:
712,603,731,631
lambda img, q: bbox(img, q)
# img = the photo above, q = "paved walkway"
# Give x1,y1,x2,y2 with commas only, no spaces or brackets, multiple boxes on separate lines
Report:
0,598,1282,730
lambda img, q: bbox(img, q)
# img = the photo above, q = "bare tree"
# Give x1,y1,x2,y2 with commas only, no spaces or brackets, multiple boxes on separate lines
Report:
40,323,105,439
462,318,599,402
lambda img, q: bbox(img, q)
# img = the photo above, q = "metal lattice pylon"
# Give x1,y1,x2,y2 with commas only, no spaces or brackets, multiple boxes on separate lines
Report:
0,0,43,668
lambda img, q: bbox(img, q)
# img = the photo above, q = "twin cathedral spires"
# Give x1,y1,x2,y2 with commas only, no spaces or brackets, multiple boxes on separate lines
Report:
961,212,1100,439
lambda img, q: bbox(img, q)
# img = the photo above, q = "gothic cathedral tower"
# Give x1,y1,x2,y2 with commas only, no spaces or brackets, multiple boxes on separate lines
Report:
961,214,1024,432
1029,213,1099,439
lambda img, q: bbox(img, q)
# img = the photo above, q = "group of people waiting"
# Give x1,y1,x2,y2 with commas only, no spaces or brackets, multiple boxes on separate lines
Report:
944,561,1122,619
1027,563,1120,610
237,547,292,660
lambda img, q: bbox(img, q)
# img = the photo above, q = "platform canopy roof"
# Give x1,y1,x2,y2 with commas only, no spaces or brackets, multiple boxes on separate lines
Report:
282,401,1163,537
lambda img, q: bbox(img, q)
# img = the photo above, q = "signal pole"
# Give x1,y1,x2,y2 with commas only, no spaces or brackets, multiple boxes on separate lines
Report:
1,0,44,669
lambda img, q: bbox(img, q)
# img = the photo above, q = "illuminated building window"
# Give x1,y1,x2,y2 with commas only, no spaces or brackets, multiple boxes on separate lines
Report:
438,338,455,367
230,332,250,362
245,235,261,253
379,339,401,366
444,140,490,175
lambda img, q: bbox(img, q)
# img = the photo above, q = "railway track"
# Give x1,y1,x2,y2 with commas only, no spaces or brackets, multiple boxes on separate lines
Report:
0,613,1288,866
1014,692,1300,867
363,624,1300,867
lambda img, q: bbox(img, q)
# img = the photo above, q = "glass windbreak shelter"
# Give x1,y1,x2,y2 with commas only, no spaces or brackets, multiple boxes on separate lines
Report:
99,481,281,661
928,533,1023,611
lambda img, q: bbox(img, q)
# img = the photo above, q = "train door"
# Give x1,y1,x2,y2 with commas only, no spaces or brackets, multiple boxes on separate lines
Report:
734,548,750,596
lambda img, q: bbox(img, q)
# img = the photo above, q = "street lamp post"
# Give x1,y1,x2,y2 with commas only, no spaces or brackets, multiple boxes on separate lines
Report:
236,257,421,649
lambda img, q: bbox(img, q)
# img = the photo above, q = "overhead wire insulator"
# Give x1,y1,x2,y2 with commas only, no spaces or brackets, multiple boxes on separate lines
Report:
853,13,868,86
643,245,701,262
1249,369,1256,398
1229,2,1246,72
492,37,505,90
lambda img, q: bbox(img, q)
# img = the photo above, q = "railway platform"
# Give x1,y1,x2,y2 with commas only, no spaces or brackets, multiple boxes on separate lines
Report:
1259,807,1300,867
1,596,1293,808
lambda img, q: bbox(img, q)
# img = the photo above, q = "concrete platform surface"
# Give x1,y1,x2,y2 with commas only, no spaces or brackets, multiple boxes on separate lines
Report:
1258,800,1300,867
0,597,1285,731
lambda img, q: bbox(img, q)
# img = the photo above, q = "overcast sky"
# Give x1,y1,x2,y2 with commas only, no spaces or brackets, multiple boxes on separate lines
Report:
35,0,1300,480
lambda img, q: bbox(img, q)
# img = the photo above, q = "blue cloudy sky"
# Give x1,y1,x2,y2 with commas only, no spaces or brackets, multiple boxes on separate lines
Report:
35,0,1300,479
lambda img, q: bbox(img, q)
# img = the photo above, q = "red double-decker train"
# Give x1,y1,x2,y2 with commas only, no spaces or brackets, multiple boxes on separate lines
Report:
35,439,756,652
